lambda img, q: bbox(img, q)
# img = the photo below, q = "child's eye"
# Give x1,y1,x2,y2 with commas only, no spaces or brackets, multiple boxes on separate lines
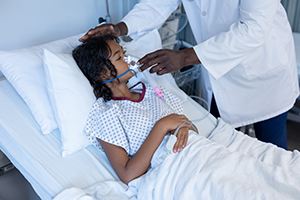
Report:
116,56,122,61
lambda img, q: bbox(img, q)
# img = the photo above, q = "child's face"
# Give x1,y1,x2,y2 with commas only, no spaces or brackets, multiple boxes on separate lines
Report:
106,40,135,83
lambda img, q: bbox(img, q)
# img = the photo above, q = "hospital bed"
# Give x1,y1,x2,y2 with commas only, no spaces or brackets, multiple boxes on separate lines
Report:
0,30,216,199
0,1,300,200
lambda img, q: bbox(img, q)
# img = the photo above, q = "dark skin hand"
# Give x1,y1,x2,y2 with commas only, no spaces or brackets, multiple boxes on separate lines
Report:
79,22,201,75
137,48,201,75
79,22,128,42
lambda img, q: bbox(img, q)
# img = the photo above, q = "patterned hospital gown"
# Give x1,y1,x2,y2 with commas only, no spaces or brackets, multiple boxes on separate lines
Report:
84,82,183,156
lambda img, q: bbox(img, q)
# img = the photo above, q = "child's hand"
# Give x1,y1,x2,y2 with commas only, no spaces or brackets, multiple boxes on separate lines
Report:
157,114,192,132
157,114,194,153
172,127,189,153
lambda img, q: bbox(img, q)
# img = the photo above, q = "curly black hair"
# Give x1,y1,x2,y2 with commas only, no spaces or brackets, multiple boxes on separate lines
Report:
72,35,120,101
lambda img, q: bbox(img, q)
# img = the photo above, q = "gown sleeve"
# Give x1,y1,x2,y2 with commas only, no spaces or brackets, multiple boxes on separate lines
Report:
84,99,130,154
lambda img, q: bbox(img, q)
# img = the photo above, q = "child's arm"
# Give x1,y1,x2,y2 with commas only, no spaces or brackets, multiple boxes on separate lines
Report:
99,113,192,185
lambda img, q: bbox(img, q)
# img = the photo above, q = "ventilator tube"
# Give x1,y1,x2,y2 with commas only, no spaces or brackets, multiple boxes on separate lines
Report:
125,55,163,99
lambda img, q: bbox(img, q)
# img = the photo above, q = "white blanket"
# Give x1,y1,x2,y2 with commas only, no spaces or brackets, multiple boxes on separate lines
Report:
54,119,300,200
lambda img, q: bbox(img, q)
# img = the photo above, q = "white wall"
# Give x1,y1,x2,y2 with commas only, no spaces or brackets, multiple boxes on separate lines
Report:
0,0,141,78
0,0,128,50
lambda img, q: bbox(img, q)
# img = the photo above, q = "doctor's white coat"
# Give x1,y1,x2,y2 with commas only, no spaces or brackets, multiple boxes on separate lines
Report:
122,0,299,127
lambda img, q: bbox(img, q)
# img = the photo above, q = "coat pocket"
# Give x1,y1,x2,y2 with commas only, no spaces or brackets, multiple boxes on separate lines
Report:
241,30,288,80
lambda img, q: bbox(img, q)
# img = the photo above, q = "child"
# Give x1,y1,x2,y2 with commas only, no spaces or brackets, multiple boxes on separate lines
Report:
72,35,195,185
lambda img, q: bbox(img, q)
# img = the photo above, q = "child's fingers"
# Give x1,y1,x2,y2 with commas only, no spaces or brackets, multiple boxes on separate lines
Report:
173,139,180,153
173,128,189,153
182,133,188,148
176,135,184,152
173,133,182,153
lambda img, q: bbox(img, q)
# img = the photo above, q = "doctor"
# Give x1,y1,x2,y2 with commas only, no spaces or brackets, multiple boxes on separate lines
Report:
80,0,299,149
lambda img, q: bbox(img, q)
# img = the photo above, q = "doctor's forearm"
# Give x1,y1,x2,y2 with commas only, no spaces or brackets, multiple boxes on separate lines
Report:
116,22,128,36
121,0,179,36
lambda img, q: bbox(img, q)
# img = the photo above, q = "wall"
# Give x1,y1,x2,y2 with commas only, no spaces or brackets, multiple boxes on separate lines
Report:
0,0,139,78
0,0,140,51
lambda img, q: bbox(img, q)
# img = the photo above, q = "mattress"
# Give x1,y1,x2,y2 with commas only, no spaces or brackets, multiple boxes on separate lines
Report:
0,78,216,199
0,79,119,199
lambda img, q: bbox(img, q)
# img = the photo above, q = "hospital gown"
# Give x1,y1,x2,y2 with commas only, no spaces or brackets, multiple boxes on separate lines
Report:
84,82,183,156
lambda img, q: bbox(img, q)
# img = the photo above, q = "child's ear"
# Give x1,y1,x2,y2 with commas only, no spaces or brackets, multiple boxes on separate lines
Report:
99,74,107,83
99,72,114,88
100,67,110,81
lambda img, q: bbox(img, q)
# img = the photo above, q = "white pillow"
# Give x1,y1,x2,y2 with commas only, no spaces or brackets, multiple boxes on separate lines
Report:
43,49,94,157
0,34,83,134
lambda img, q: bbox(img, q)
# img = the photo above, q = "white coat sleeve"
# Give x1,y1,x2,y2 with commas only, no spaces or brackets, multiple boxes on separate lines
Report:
194,0,281,80
122,0,181,38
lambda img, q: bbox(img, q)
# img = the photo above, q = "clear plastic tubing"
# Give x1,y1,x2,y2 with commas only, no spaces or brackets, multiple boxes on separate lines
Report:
125,55,163,99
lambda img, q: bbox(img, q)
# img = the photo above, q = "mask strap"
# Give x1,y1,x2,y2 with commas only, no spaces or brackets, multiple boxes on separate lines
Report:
101,69,137,84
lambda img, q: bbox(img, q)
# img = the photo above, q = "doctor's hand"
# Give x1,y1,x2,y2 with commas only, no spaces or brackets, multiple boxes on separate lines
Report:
138,48,201,76
79,22,128,42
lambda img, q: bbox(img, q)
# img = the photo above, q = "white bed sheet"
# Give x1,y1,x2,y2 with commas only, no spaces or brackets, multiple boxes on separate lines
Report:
54,119,300,200
0,76,216,199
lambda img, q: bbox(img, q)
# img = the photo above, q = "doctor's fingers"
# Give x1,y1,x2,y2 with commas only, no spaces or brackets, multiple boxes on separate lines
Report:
138,49,183,74
79,24,118,42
